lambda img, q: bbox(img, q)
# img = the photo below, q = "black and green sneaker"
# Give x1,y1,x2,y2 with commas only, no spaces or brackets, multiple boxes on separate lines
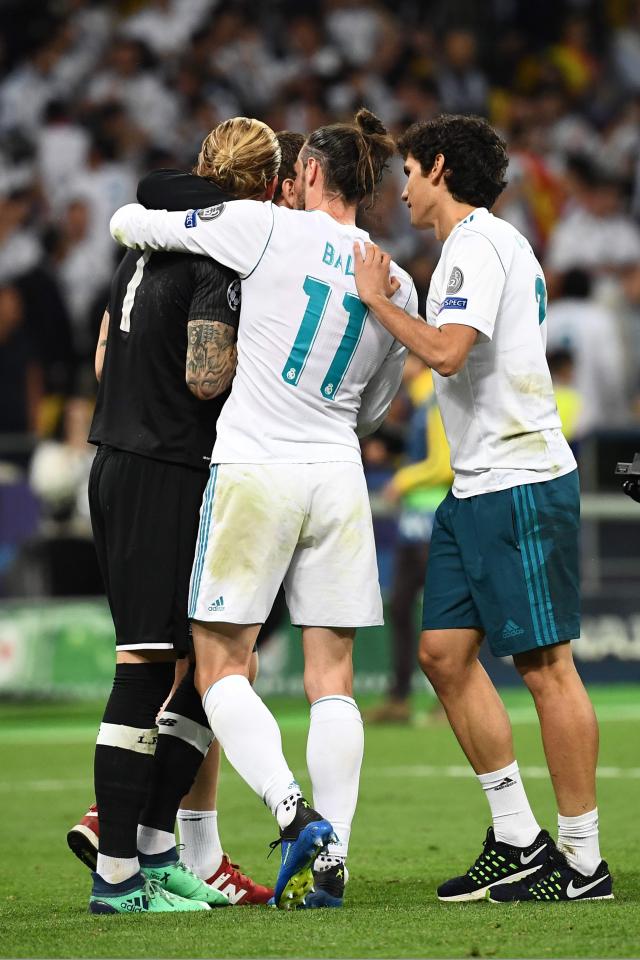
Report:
437,826,553,902
488,846,613,902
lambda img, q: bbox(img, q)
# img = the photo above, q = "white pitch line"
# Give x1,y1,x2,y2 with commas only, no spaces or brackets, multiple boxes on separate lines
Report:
2,765,640,795
0,778,91,793
364,764,640,779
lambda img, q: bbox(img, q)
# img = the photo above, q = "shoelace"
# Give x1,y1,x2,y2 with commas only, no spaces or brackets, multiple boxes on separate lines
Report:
268,838,284,859
224,858,256,886
171,846,204,881
144,876,177,904
526,846,568,896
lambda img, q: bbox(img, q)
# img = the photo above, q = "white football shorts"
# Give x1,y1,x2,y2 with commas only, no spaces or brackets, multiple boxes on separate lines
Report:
188,461,383,627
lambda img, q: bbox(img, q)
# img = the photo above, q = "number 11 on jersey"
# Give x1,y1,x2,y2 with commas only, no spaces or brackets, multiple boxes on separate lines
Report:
282,275,369,400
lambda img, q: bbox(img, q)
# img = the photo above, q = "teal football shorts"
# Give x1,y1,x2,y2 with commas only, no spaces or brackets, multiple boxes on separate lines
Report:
421,470,580,657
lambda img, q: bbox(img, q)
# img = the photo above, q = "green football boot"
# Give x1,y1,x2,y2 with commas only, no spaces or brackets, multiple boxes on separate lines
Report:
89,872,210,913
140,850,229,907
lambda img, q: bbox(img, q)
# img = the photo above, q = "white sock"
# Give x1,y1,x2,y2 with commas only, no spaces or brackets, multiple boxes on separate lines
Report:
136,825,175,857
177,809,223,880
306,695,364,859
96,853,140,885
557,808,601,876
202,674,299,818
477,760,540,847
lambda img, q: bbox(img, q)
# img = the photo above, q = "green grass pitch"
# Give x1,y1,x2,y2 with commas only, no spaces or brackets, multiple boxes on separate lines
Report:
1,686,638,958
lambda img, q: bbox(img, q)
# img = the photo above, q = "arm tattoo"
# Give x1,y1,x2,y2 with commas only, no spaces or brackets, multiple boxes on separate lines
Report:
186,320,237,399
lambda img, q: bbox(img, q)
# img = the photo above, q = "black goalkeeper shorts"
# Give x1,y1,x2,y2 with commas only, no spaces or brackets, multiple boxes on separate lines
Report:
89,445,209,656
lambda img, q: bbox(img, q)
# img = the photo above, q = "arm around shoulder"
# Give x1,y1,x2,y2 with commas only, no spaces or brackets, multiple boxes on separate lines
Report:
111,200,274,277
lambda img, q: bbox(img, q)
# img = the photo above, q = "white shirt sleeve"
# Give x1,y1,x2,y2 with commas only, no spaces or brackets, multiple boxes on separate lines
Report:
356,278,415,438
110,199,275,277
436,231,506,342
356,338,407,438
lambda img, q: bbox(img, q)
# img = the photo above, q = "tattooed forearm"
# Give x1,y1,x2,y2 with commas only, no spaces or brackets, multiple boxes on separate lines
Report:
186,319,238,399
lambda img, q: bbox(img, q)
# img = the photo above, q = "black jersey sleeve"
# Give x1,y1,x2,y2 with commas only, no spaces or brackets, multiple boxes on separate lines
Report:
137,169,230,212
188,258,240,329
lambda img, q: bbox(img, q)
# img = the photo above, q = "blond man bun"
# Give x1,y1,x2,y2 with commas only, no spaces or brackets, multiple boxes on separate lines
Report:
195,117,281,199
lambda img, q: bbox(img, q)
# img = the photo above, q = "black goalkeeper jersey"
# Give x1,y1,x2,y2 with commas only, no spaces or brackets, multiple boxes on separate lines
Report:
89,170,237,471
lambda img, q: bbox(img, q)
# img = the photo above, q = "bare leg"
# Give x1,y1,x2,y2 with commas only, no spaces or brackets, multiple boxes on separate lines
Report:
302,627,354,702
418,628,514,773
514,642,598,816
420,628,542,862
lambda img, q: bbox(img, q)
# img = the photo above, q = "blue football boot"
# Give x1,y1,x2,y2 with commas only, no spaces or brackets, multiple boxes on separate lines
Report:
271,798,336,910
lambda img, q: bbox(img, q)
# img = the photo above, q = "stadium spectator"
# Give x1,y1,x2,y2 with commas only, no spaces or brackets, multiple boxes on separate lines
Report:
85,38,179,149
0,283,40,446
436,29,489,116
49,198,107,360
545,160,640,297
546,268,629,431
122,0,218,58
547,348,585,445
35,101,90,215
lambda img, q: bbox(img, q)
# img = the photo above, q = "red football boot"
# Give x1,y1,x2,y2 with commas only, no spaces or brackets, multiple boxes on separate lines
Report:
206,854,274,905
67,803,99,869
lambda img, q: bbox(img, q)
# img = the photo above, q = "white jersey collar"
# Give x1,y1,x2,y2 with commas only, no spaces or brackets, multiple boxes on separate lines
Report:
452,207,488,234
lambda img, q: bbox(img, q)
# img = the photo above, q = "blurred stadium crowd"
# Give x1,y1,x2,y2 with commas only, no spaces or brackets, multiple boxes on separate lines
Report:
1,0,640,597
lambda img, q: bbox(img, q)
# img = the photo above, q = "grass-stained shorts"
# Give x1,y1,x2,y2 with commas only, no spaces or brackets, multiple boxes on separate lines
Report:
421,470,580,656
188,461,383,628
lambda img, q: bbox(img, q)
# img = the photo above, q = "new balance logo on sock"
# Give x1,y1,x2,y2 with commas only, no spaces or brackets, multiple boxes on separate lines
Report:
502,619,525,639
494,776,516,791
207,596,225,612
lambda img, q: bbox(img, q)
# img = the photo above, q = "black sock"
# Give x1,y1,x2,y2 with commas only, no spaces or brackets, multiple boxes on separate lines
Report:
139,664,212,835
94,661,175,860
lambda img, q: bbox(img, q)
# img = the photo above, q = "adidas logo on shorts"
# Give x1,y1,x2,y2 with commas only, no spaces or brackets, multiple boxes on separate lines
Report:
207,596,225,612
502,619,525,639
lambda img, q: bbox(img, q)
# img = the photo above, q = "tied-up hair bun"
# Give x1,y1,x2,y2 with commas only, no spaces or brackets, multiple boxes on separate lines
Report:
355,108,388,138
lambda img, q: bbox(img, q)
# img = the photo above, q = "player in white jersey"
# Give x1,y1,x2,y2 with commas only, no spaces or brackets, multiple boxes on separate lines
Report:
353,114,612,904
110,109,417,909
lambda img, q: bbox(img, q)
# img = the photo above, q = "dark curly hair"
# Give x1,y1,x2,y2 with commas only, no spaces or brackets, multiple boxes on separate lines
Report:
274,130,305,202
301,108,395,207
397,115,508,209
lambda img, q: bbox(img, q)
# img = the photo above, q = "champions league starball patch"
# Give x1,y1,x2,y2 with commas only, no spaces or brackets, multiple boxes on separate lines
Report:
197,203,226,221
446,266,464,293
227,279,241,311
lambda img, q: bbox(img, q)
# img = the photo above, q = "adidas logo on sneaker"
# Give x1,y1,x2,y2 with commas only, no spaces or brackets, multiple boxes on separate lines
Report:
207,596,225,612
502,619,525,639
119,894,148,912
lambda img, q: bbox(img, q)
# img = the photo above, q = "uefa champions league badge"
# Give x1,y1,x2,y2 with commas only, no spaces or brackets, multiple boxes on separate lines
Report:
447,266,464,293
227,279,241,311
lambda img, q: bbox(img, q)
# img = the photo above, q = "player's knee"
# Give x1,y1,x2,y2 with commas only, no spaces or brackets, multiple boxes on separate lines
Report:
193,663,216,698
417,639,456,690
515,646,577,698
303,665,352,703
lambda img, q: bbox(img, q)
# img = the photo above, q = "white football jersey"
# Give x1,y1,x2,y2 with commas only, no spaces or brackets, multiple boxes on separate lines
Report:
427,207,576,497
111,200,416,463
